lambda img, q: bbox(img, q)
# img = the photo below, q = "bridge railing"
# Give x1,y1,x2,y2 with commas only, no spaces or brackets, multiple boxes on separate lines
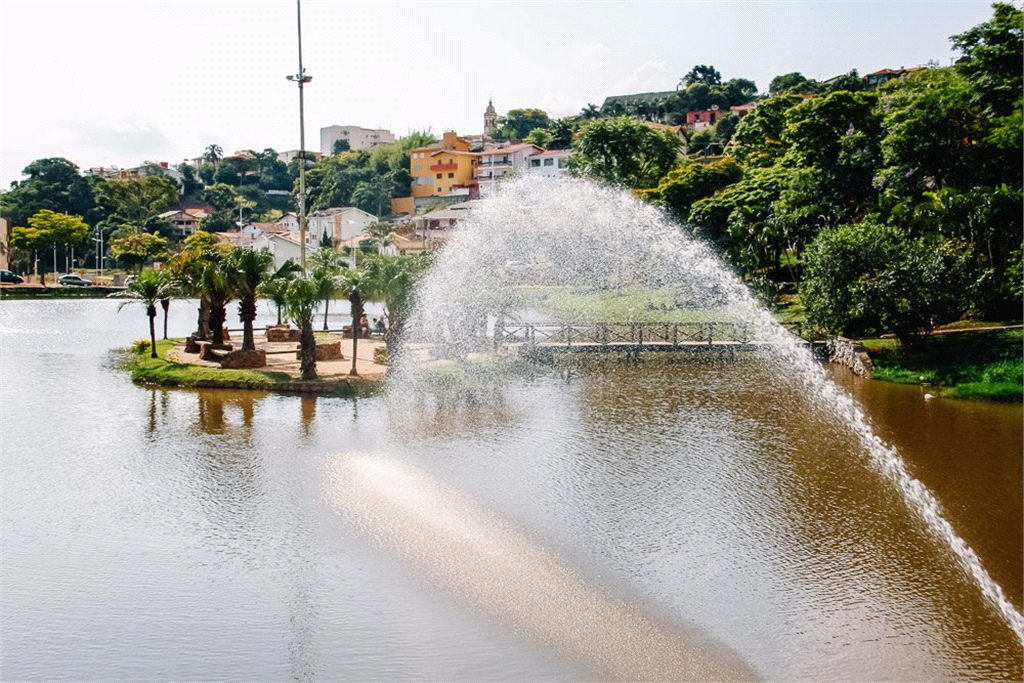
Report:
493,321,795,349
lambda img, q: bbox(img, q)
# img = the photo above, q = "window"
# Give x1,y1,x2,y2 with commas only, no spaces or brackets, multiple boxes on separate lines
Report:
530,159,541,167
437,187,443,193
414,164,421,171
448,172,454,178
436,173,442,179
543,158,554,166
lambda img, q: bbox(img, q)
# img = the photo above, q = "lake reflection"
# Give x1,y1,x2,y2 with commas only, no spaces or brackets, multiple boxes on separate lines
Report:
2,300,1021,681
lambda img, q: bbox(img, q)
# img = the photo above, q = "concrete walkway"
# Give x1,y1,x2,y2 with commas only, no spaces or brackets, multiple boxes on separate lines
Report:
167,332,389,381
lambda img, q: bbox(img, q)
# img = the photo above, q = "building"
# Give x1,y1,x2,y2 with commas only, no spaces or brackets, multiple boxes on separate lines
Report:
527,149,572,178
157,208,211,236
476,143,544,196
730,102,757,118
277,150,322,164
484,98,498,139
304,207,378,249
407,131,479,209
686,107,722,130
864,66,926,88
320,125,395,156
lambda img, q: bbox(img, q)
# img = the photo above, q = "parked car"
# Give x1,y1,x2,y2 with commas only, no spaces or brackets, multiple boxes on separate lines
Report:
0,269,24,284
58,273,92,287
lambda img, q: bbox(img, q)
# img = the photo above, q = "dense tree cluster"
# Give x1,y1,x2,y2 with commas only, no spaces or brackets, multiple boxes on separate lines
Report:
573,4,1023,341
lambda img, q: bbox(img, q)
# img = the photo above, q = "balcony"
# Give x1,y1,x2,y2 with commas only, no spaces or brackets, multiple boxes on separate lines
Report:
429,163,458,171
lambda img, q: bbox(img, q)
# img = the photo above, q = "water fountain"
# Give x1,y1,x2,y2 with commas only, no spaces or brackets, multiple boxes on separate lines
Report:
376,176,1022,665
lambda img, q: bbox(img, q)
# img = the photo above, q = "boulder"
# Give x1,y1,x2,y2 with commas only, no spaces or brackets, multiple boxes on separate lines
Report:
184,335,202,353
266,325,301,342
296,341,343,361
200,343,233,362
220,349,267,369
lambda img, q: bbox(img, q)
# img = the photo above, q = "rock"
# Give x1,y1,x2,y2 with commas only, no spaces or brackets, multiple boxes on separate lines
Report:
295,341,343,361
266,325,301,342
184,335,201,353
200,343,233,361
220,349,267,369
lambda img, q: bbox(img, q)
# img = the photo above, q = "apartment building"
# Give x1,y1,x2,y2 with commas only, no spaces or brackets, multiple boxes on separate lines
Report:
407,131,479,210
320,125,395,156
476,143,544,196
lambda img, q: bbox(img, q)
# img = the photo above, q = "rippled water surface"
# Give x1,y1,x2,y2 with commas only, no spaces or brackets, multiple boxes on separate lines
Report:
2,299,1021,680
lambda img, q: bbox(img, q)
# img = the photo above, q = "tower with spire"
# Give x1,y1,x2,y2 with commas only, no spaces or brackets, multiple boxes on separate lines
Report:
484,98,497,139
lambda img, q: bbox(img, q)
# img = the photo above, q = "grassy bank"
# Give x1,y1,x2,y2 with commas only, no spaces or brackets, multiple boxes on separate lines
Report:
121,339,371,396
860,329,1023,402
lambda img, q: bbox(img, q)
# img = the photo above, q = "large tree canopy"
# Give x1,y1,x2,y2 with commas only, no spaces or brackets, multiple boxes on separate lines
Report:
569,117,681,189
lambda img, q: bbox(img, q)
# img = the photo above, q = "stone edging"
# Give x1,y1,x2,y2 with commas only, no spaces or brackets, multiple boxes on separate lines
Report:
826,337,875,377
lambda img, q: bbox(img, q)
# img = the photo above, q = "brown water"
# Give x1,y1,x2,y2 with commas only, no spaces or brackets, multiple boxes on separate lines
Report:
2,300,1021,680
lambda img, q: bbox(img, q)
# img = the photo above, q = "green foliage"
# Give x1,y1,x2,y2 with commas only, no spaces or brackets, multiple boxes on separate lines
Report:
800,220,976,342
0,158,96,229
95,175,180,229
332,139,351,154
569,117,681,189
201,183,238,212
646,158,743,220
493,108,552,142
110,231,169,271
769,72,819,95
683,64,722,86
360,253,431,342
951,2,1023,117
11,209,91,252
730,95,804,167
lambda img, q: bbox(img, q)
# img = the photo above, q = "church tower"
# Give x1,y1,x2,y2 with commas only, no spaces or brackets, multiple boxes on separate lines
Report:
484,98,497,139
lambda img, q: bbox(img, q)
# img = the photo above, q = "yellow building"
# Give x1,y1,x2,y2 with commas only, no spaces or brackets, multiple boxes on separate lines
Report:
407,132,479,208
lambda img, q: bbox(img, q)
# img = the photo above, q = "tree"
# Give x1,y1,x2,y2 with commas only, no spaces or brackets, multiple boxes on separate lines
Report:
493,108,552,141
569,117,681,189
682,64,722,87
523,128,554,148
800,220,975,343
951,3,1023,117
109,231,169,272
769,72,819,95
309,246,346,330
258,259,302,325
198,257,233,347
644,158,743,221
176,163,202,196
350,174,394,217
285,278,320,380
336,269,369,376
115,268,174,358
332,139,351,154
729,95,804,167
95,176,180,228
10,210,91,282
169,231,229,340
204,144,223,167
722,78,759,105
361,254,430,345
225,247,275,351
201,183,237,212
0,158,95,229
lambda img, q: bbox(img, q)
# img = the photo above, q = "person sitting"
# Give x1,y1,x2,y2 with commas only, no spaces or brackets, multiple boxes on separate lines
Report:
374,317,387,336
360,313,371,339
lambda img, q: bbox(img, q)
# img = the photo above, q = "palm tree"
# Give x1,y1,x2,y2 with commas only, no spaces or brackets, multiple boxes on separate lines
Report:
258,259,302,325
337,269,369,377
309,246,345,330
169,231,226,340
204,143,223,169
225,247,275,351
114,268,173,358
365,221,399,254
199,258,233,348
285,278,320,380
362,254,428,346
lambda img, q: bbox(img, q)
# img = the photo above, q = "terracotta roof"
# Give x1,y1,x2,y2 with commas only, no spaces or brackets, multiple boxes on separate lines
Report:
478,144,540,156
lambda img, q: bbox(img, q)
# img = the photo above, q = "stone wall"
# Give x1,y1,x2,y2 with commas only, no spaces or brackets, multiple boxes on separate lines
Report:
295,341,343,361
220,349,267,369
266,325,301,342
826,337,875,377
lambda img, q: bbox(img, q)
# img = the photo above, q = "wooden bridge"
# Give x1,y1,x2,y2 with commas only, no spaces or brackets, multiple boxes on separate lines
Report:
493,320,808,361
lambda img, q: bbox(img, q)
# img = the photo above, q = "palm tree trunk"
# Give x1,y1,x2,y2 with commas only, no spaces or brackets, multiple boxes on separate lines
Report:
210,305,226,346
299,318,317,380
349,295,362,377
322,298,329,331
148,306,158,358
161,299,170,339
240,296,257,351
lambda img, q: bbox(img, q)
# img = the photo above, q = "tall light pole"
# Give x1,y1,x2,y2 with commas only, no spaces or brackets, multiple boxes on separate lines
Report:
286,0,312,276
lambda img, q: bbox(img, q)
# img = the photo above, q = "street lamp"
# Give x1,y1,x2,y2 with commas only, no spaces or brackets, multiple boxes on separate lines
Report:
286,0,312,276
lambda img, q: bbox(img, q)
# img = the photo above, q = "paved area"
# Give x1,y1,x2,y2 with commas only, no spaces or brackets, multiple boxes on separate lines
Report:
167,332,389,380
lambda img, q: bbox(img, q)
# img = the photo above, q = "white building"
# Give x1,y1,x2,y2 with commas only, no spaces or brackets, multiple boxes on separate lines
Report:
320,125,395,156
277,150,322,164
527,149,572,178
304,207,378,249
476,143,544,197
254,234,304,271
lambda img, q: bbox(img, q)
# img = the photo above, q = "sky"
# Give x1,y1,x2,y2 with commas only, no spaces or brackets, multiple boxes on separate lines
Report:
0,0,999,188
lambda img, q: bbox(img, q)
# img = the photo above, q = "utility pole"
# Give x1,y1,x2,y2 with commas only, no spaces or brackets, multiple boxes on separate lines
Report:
286,0,312,276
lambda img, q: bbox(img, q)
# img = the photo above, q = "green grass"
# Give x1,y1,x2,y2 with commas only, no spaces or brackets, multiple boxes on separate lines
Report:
516,285,738,323
860,329,1022,402
124,339,293,389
